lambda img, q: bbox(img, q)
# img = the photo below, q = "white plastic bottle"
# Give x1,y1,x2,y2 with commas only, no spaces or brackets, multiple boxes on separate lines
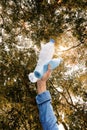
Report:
28,39,55,83
37,39,55,65
28,58,62,83
34,58,62,79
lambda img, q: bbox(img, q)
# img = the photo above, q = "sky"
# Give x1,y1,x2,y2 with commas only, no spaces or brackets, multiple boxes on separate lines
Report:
59,123,65,130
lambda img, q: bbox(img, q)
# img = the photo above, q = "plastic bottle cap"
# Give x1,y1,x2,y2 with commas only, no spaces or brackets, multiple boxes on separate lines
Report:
50,39,55,43
28,73,38,83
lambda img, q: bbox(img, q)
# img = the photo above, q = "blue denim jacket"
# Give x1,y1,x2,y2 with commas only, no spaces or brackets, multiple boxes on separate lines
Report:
36,91,59,130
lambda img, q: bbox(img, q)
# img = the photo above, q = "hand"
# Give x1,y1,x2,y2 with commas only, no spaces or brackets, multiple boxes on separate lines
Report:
40,64,52,82
37,65,52,94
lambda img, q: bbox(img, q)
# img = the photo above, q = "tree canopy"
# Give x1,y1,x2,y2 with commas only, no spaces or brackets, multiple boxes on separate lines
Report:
0,0,87,130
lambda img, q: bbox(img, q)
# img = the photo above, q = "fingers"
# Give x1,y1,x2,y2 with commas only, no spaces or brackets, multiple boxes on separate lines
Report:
48,64,52,72
46,64,52,77
37,64,52,82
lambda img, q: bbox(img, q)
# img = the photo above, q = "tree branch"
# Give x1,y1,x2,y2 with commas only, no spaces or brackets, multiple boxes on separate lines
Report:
59,43,83,52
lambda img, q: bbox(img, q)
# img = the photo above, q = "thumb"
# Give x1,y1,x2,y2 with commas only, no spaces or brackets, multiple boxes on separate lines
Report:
48,64,52,71
47,64,52,75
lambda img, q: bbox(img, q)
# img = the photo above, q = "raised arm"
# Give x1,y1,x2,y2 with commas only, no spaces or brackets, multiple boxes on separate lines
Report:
36,65,59,130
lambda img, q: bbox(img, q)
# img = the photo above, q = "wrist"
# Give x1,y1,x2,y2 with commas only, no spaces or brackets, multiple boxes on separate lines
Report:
37,81,46,94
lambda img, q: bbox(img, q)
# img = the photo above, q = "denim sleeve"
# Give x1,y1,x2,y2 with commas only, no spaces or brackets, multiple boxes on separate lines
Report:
36,91,59,130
